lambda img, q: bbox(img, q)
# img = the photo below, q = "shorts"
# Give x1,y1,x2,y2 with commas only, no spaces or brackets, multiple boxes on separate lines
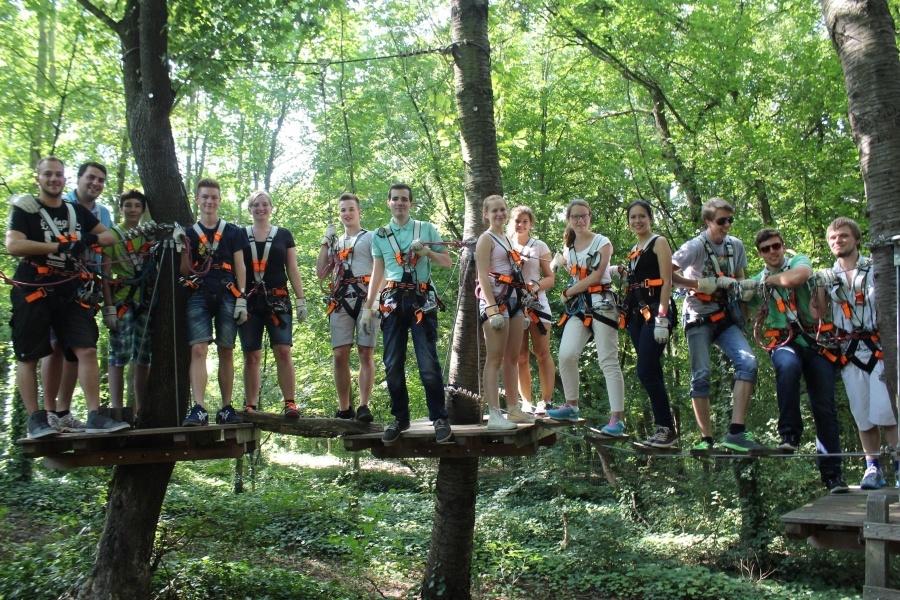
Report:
529,292,552,324
478,293,521,321
239,308,293,351
330,308,379,348
108,307,152,367
11,285,98,362
186,291,238,348
843,354,897,430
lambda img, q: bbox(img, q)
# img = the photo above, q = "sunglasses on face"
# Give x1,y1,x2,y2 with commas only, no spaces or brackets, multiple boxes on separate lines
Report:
758,241,783,254
714,216,735,226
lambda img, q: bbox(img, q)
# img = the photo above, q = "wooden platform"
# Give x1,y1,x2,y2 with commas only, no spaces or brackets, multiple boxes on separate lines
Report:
16,424,259,468
238,410,384,436
781,488,900,552
342,418,562,458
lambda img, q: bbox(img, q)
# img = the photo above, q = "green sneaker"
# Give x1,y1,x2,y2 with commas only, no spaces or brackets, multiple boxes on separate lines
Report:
692,439,714,452
722,431,766,452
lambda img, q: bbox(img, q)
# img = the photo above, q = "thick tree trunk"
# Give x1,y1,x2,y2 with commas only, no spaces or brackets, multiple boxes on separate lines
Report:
423,1,502,598
821,0,900,399
76,1,192,597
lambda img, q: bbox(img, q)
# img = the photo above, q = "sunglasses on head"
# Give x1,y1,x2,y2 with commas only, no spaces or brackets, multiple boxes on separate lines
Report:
758,241,783,254
714,216,735,226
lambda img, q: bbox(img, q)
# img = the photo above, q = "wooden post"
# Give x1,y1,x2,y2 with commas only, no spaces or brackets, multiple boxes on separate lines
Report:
865,494,890,594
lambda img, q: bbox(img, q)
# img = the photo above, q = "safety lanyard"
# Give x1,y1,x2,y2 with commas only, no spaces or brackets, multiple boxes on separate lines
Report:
245,225,278,283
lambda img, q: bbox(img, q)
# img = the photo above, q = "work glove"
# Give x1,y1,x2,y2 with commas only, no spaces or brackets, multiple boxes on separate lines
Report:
488,312,506,330
321,223,337,246
172,224,186,252
295,298,308,323
697,277,718,295
57,240,86,256
360,307,375,336
816,268,837,286
234,297,248,325
10,194,40,213
653,317,670,344
550,252,567,273
102,305,120,331
410,239,430,257
716,276,738,290
81,232,99,247
740,278,763,302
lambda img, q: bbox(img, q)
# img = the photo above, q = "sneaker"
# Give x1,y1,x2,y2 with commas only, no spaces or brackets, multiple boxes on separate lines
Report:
777,433,801,452
721,431,767,453
27,410,58,439
57,413,87,432
182,404,209,427
692,439,714,452
533,402,551,418
85,410,131,434
216,404,243,425
355,405,373,423
382,420,410,444
487,409,518,431
599,419,626,438
282,402,300,419
335,408,356,420
46,411,59,430
546,404,579,421
825,474,850,494
520,400,535,414
644,426,678,448
434,418,453,443
507,405,535,424
860,466,886,490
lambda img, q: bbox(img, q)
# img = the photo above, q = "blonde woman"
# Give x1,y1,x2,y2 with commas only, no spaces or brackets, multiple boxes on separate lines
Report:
507,206,556,417
476,195,534,429
547,199,626,436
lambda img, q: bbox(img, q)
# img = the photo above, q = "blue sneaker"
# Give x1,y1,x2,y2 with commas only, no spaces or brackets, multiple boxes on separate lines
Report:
216,404,243,425
546,404,579,421
599,419,625,437
860,466,886,490
182,404,209,427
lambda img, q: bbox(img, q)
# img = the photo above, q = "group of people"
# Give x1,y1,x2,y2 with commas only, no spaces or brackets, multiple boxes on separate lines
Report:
8,157,896,494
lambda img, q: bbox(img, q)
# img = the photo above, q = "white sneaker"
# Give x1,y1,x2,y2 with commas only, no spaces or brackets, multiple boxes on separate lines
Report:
57,413,87,433
487,409,517,431
520,400,535,414
506,405,536,424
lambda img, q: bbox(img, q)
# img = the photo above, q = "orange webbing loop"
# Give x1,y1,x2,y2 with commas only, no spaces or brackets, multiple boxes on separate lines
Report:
251,259,267,273
226,282,243,298
709,311,725,323
25,288,48,303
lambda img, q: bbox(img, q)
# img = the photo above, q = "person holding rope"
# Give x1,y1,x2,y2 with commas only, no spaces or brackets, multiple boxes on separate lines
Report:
671,197,763,453
508,205,556,418
817,217,898,489
742,228,847,493
238,190,307,417
620,200,678,448
178,178,249,427
42,160,113,433
100,190,156,415
361,183,454,445
546,199,626,434
7,156,130,438
316,192,377,422
476,195,534,430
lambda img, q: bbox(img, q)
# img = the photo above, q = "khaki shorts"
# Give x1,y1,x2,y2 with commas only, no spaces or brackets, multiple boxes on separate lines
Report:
330,308,379,348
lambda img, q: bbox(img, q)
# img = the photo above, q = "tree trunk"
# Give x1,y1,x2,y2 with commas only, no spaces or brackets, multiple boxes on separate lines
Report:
821,0,900,399
423,1,502,598
76,1,192,597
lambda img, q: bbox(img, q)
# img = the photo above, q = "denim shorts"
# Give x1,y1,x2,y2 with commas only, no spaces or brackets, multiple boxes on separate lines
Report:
238,308,293,351
186,292,238,348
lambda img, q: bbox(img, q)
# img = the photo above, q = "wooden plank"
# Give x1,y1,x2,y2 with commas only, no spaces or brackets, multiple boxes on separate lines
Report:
781,489,900,529
865,522,900,543
372,441,539,459
41,444,249,468
866,495,891,590
807,530,865,552
864,586,900,600
238,412,383,436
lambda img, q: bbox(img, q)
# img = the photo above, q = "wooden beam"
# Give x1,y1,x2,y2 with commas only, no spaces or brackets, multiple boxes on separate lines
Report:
40,444,251,469
864,586,900,600
866,494,891,590
238,411,383,436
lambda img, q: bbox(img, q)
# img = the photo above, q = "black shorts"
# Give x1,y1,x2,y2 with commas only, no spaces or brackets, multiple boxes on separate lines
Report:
10,284,99,362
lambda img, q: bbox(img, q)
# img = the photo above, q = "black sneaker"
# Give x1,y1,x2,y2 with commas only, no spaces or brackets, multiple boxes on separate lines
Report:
777,433,801,452
85,410,131,434
182,404,209,427
356,405,373,423
434,418,453,444
27,410,58,439
335,408,356,420
645,426,678,448
215,404,243,425
825,474,850,494
382,420,410,444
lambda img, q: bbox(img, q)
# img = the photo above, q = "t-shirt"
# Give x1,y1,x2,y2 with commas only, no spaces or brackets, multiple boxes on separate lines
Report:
103,227,151,303
66,190,112,272
331,229,374,290
242,226,296,290
564,233,611,284
748,254,817,345
371,219,445,283
672,231,748,317
184,219,249,290
8,201,100,287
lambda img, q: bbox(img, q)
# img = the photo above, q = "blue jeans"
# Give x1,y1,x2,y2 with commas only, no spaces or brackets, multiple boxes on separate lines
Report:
627,313,673,428
685,321,757,398
186,291,238,348
380,295,448,422
771,341,842,477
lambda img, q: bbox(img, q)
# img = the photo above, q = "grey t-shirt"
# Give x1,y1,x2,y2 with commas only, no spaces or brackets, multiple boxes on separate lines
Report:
336,229,374,290
672,231,747,317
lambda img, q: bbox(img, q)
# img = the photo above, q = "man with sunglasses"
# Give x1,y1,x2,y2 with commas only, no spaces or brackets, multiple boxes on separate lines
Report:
741,228,847,493
672,198,762,453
